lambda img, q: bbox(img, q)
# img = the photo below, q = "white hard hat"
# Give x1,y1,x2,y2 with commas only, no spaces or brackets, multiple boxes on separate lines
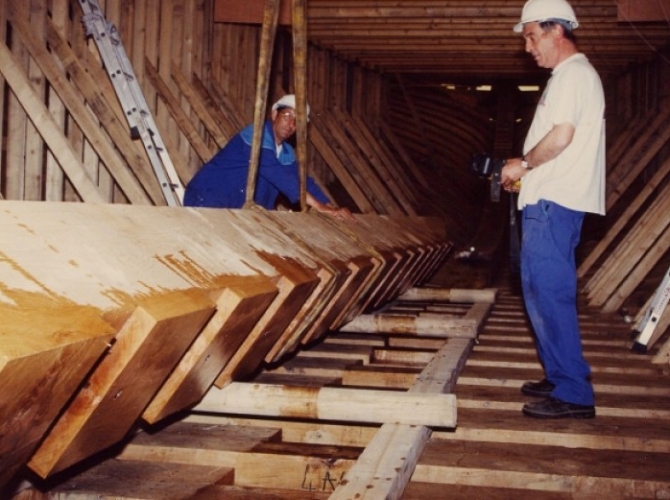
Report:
513,0,579,33
271,94,310,118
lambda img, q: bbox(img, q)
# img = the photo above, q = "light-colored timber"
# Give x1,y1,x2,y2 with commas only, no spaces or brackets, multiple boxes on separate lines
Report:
28,290,217,478
339,313,480,338
13,272,670,500
0,0,669,498
194,382,457,427
0,200,449,495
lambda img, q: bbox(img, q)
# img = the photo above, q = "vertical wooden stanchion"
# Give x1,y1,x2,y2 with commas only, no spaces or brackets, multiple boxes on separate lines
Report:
244,0,280,208
292,0,308,210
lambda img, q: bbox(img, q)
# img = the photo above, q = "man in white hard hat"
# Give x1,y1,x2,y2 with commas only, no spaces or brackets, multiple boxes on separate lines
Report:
185,94,354,221
501,0,605,419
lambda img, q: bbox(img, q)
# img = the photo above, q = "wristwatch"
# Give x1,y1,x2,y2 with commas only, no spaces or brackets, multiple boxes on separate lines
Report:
521,155,532,170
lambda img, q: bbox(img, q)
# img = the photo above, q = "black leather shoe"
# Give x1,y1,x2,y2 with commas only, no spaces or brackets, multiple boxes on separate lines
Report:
522,397,595,419
521,378,555,398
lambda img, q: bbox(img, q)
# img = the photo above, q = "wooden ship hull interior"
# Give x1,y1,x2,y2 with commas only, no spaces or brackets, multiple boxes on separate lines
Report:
0,0,669,498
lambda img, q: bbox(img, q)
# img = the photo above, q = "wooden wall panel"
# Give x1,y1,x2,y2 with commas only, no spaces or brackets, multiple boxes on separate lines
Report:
4,6,29,201
579,48,670,324
0,0,427,221
0,0,216,203
45,0,68,202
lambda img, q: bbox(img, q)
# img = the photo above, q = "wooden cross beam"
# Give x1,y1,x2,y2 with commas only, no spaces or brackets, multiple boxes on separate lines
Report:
194,382,457,427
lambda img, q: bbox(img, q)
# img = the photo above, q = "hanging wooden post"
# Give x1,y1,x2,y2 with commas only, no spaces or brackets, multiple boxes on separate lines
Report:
244,0,280,208
292,0,308,210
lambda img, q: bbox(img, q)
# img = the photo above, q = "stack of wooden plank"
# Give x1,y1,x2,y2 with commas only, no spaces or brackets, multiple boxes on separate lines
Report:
0,201,450,494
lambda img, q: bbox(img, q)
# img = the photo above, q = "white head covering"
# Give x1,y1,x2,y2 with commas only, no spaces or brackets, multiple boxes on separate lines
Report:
513,0,579,33
271,94,311,118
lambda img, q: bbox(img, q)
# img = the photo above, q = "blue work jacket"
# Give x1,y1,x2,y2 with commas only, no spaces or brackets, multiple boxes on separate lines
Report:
184,121,329,210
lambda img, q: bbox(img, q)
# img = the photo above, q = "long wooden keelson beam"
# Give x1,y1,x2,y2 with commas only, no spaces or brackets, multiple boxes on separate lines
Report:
0,201,450,492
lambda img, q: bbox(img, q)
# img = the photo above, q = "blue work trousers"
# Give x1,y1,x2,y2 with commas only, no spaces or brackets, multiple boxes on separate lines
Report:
521,200,594,406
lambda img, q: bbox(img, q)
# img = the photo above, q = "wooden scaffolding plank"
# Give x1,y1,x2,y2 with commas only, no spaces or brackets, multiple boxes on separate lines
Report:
427,284,670,498
413,441,670,499
119,421,359,493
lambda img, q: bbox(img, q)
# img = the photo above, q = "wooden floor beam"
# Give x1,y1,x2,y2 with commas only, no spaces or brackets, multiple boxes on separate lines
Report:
329,337,473,500
194,382,457,427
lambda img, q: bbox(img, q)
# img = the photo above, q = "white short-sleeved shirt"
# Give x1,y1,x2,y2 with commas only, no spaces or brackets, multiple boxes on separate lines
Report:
519,53,606,215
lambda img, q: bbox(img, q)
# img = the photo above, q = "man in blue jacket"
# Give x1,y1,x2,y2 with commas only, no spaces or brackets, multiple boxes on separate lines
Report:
184,95,353,221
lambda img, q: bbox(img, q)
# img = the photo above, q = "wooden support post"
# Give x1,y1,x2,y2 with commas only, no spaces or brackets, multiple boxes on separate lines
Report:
245,0,280,207
292,0,308,209
194,382,457,428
